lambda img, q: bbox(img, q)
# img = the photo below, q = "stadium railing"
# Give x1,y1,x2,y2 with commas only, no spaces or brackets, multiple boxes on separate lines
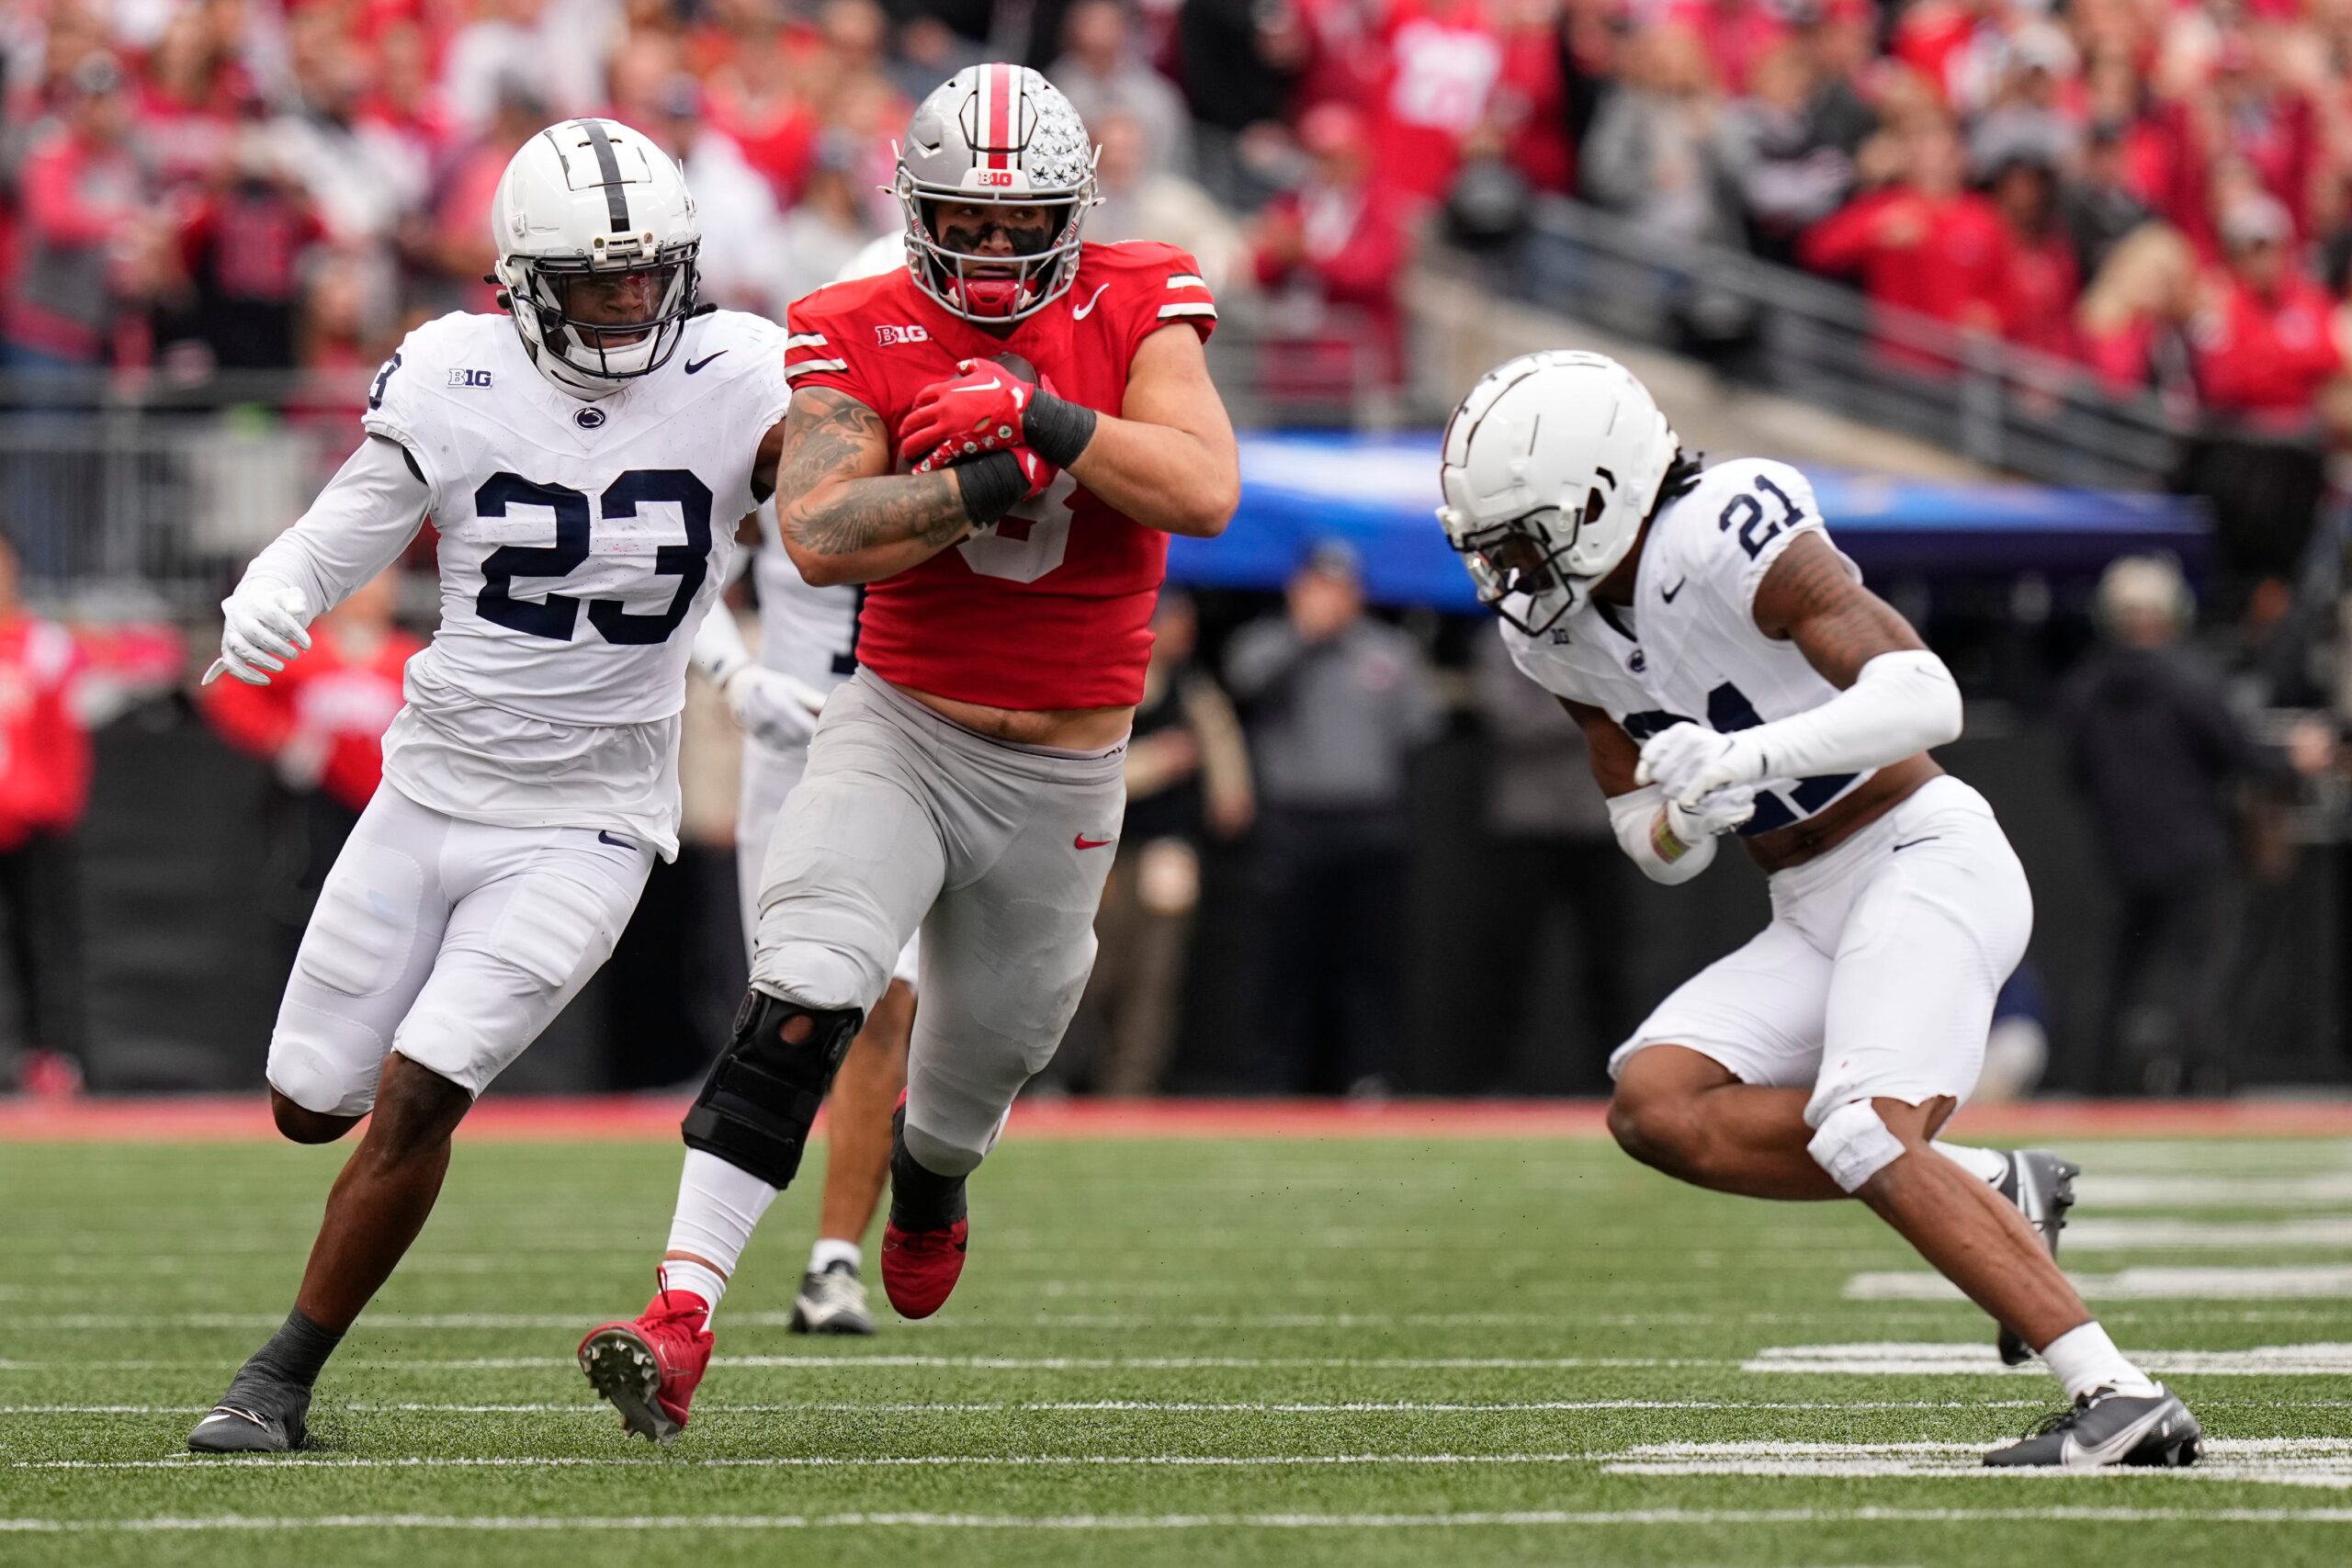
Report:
1,316,1396,617
1492,197,2187,491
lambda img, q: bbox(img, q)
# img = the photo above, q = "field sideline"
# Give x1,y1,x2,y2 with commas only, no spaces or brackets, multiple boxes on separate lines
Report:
4,1100,2350,1567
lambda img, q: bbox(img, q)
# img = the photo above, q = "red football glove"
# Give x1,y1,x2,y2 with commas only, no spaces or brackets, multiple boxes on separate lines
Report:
997,446,1057,502
900,358,1038,474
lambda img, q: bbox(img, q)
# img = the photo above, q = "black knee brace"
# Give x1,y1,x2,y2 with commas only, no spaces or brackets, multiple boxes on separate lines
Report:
680,992,864,1189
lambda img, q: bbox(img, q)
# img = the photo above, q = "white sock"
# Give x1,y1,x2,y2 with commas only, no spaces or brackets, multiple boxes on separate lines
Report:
662,1149,781,1322
2039,1321,2158,1400
660,1257,728,1314
809,1238,862,1276
1934,1142,2010,1186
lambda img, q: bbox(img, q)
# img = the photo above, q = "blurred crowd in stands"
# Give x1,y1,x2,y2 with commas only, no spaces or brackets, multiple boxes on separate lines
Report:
3,0,2349,1103
5,0,2352,426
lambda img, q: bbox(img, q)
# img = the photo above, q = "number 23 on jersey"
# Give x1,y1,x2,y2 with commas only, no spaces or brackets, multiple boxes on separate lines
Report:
473,469,713,645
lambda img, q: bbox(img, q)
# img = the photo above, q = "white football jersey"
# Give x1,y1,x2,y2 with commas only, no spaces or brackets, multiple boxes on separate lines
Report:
750,499,862,694
1502,458,1873,837
361,309,791,856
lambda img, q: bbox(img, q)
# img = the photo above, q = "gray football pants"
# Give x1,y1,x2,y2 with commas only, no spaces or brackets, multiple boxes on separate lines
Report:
750,668,1126,1177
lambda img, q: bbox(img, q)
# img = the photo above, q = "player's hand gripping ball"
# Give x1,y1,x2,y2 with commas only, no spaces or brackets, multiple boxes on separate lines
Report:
907,353,1059,520
901,353,1045,475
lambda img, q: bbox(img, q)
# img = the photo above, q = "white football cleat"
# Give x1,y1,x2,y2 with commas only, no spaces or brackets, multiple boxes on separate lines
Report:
787,1259,876,1336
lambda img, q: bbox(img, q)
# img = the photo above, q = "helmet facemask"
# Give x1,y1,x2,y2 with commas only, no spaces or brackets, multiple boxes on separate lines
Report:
501,241,700,394
897,169,1094,323
1447,486,1612,636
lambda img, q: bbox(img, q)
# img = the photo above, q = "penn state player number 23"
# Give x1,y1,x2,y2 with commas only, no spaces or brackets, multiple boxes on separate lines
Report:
475,468,714,644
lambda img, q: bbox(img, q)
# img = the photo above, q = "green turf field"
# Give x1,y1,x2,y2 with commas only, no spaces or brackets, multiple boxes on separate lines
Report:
6,1130,2352,1567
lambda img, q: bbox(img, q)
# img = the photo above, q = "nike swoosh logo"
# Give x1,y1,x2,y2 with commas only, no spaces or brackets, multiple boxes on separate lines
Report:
598,831,639,851
197,1405,266,1429
1071,283,1111,321
967,375,1003,392
1074,833,1115,850
1892,836,1939,852
1661,579,1688,603
684,352,728,374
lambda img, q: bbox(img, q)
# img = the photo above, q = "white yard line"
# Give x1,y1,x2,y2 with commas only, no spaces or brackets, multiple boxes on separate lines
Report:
2038,1144,2352,1173
1847,1266,2352,1303
17,1343,2352,1375
3,1311,1607,1332
1745,1341,2352,1375
2063,1217,2352,1251
15,1451,1607,1472
2076,1174,2352,1209
0,1353,1694,1373
6,1507,2352,1532
1604,1438,2352,1490
0,1398,2056,1417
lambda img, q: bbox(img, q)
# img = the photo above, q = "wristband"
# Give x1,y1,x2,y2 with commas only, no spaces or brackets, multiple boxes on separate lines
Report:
1022,389,1097,468
1650,809,1691,863
956,451,1029,524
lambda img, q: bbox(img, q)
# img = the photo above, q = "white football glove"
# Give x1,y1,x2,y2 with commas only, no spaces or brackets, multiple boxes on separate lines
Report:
1635,721,1768,809
723,666,828,750
206,578,313,686
1664,784,1758,843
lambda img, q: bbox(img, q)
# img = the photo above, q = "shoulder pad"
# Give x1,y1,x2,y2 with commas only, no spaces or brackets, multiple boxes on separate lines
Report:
787,273,903,333
367,312,502,415
1658,458,1835,616
687,309,788,366
1077,242,1216,341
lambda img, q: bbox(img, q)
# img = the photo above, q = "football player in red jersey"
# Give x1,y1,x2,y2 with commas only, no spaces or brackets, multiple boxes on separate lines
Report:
579,63,1238,1443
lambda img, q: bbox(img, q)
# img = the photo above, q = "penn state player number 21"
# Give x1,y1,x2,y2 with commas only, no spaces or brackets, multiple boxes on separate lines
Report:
475,469,714,644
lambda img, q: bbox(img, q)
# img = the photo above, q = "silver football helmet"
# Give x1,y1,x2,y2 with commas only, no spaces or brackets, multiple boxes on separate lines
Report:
491,119,701,399
893,63,1097,323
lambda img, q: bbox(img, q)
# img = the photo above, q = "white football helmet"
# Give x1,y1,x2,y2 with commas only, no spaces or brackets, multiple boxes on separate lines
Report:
894,63,1097,322
491,119,702,400
1437,351,1679,634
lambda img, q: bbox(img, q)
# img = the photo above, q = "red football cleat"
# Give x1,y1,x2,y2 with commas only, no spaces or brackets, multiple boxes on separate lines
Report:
577,1282,712,1444
880,1217,969,1319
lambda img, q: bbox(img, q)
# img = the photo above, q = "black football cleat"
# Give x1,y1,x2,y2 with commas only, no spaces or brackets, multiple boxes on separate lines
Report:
187,1374,311,1453
1995,1148,2080,1366
1984,1383,2202,1468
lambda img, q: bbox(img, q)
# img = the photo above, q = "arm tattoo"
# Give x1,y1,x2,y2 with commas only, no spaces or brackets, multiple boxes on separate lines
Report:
1752,532,1924,688
775,388,969,558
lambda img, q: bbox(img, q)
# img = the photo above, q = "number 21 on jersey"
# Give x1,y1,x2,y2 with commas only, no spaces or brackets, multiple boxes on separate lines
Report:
474,469,712,645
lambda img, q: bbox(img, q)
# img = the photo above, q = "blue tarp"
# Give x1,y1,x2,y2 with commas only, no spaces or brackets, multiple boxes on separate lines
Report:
1167,432,2211,610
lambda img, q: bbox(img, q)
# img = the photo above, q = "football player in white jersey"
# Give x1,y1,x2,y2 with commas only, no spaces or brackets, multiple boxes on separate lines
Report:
680,233,915,1337
186,120,797,1453
1442,352,2202,1470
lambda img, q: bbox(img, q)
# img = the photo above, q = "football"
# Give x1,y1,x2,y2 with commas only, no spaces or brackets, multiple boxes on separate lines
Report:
924,352,1038,473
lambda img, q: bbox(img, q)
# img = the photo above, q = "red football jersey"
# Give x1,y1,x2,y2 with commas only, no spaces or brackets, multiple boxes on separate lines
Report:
782,241,1218,710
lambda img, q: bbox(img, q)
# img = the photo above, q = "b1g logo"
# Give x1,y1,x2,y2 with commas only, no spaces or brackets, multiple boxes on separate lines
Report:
447,367,494,389
875,324,931,346
977,170,1014,187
